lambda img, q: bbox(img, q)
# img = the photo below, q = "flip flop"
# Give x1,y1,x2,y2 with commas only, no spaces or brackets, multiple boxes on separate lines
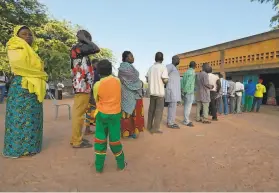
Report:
202,120,211,124
168,124,180,129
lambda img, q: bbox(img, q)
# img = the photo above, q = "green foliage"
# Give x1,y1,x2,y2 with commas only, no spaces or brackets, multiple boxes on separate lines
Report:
0,0,47,45
251,0,279,27
0,0,115,81
0,43,9,73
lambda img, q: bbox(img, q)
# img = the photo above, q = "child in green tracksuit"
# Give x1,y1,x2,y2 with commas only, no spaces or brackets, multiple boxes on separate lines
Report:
93,59,127,173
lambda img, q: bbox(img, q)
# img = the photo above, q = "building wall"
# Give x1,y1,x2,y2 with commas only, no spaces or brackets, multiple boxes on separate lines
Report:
224,39,279,72
178,29,279,76
179,51,220,73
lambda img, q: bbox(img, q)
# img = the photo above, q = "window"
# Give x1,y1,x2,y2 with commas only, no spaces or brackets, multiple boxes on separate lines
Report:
266,52,269,59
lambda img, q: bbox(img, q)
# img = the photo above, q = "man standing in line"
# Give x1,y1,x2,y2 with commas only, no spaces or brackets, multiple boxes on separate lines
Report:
235,80,244,113
49,81,56,98
165,56,181,129
219,74,229,115
70,30,100,148
57,82,64,100
244,79,256,112
146,52,169,134
0,71,7,104
208,67,221,121
227,77,236,114
251,78,266,113
195,63,213,124
181,61,197,127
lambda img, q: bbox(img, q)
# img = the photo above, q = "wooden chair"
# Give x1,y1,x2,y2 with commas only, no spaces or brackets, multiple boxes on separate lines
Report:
48,92,71,120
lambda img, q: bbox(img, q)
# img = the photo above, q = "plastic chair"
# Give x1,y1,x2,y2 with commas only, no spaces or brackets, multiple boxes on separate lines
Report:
48,92,71,120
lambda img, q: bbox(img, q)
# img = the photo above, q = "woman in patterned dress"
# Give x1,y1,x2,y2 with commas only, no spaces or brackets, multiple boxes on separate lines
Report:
266,82,277,106
2,26,48,158
118,51,144,138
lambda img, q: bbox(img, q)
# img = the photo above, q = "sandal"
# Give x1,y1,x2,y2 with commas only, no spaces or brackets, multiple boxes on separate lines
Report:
70,138,90,145
168,124,180,129
72,141,93,148
202,120,211,124
186,122,194,127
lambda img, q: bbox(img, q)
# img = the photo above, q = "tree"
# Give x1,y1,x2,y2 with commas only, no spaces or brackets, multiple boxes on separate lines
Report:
0,0,115,81
251,0,279,28
0,0,48,45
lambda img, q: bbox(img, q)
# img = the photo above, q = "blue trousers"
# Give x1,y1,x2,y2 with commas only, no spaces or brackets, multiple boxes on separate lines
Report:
252,97,263,112
218,95,228,115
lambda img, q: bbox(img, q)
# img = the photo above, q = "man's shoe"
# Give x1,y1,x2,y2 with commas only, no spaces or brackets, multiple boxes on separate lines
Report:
72,141,93,148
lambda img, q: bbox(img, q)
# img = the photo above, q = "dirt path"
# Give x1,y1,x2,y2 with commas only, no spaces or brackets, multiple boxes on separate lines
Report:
0,99,278,191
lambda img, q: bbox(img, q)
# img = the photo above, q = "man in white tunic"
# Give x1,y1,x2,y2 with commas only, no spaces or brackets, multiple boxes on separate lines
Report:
165,56,181,129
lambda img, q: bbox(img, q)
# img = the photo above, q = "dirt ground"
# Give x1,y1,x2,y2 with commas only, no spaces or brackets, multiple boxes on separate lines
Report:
0,98,279,192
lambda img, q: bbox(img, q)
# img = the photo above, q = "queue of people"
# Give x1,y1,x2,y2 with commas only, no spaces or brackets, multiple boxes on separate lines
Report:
0,26,274,174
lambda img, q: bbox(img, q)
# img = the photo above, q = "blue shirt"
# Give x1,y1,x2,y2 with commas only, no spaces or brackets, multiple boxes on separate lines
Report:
245,82,256,96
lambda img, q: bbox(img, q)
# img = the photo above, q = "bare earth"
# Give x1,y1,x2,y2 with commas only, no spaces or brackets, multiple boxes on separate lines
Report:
0,98,279,192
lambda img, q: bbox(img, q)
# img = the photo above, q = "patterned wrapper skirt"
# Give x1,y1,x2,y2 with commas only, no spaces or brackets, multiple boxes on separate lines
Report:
266,97,277,106
121,99,145,138
2,76,43,158
85,103,96,126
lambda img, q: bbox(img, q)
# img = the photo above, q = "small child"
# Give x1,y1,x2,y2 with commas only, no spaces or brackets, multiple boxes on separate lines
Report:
93,59,127,173
84,59,100,135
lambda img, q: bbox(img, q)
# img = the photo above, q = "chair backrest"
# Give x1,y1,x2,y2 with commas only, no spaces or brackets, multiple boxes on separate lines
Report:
48,92,58,105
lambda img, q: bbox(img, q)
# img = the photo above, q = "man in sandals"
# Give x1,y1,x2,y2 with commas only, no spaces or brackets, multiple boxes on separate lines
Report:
146,52,169,134
70,30,100,148
181,61,197,127
195,63,213,124
165,56,181,129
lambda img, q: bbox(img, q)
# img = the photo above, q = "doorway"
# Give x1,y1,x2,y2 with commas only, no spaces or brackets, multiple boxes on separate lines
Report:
259,73,279,105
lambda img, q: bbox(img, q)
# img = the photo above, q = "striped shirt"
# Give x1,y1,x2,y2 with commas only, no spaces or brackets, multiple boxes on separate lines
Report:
220,78,229,95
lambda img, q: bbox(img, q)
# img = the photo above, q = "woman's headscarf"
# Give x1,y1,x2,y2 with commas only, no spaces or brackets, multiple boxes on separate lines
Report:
6,25,48,102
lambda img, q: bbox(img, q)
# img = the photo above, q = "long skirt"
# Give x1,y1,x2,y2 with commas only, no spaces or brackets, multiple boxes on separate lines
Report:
3,76,43,158
121,99,144,138
266,97,277,106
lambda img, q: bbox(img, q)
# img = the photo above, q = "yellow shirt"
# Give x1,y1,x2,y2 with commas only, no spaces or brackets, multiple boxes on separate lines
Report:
254,83,266,98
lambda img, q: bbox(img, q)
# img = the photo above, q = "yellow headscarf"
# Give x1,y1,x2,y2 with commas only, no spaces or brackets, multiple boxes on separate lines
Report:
6,25,48,103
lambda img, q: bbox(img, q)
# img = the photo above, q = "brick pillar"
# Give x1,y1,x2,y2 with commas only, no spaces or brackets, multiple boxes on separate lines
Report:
220,50,226,79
